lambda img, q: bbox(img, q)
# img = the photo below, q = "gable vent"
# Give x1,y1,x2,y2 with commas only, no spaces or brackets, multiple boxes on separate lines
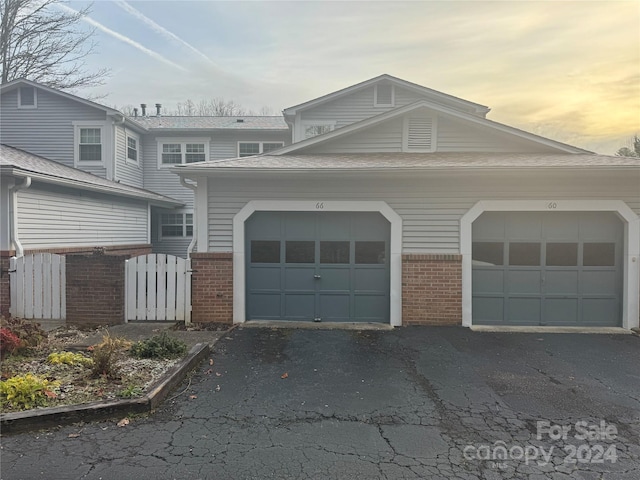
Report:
403,115,437,152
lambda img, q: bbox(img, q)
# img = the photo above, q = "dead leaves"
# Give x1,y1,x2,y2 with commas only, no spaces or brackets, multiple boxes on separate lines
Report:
209,359,214,366
117,418,130,427
281,372,289,379
189,395,198,400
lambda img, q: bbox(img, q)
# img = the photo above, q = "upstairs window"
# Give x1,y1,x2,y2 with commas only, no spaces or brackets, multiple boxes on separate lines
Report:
79,128,102,162
126,135,138,162
160,212,193,237
18,86,37,108
374,83,394,107
238,141,285,157
158,139,209,167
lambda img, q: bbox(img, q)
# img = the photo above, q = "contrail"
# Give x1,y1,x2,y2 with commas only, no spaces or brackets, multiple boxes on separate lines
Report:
115,1,217,67
57,4,187,72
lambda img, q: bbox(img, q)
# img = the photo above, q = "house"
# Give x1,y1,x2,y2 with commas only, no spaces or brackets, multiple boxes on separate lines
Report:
172,75,640,330
0,79,290,258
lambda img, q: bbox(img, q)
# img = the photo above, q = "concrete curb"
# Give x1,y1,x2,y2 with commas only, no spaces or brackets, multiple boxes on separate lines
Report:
1,343,210,435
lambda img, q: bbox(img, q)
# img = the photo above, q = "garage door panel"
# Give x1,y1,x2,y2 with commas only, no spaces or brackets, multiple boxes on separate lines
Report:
354,295,387,321
507,298,541,324
354,268,387,292
544,214,579,240
319,295,350,321
247,267,281,290
472,270,504,294
284,268,315,290
472,212,505,238
284,294,315,319
581,299,619,326
473,297,504,323
248,294,281,319
545,271,579,294
581,271,618,295
318,268,350,291
506,216,542,239
284,213,315,237
508,271,541,294
544,298,578,325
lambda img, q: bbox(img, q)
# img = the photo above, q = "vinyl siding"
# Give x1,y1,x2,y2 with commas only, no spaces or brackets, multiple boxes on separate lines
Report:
0,88,109,171
115,126,143,188
205,171,640,253
16,183,148,249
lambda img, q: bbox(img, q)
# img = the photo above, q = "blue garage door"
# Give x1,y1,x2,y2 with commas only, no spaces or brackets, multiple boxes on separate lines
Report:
246,212,390,322
472,212,623,326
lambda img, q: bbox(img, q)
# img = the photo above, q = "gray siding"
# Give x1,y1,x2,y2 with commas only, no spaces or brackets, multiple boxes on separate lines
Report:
17,183,148,249
0,88,109,171
115,126,143,188
206,172,640,253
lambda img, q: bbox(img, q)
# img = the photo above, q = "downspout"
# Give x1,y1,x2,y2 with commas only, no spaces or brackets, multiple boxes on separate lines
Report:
9,176,31,257
180,177,198,255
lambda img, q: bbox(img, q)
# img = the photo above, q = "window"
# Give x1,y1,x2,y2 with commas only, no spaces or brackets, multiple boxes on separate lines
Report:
126,135,138,162
355,241,386,264
238,141,284,157
583,243,615,267
79,128,102,162
546,243,578,267
285,241,315,263
18,86,36,108
374,83,394,107
160,212,193,237
251,241,280,263
158,139,209,167
472,242,504,266
509,242,541,266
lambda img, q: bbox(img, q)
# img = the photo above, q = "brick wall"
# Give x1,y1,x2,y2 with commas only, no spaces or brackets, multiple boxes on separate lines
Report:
402,254,462,325
0,252,13,318
191,252,233,324
66,255,126,325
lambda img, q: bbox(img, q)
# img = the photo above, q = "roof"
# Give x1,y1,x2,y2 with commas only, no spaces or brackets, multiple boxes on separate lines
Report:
0,144,182,207
174,152,640,174
130,116,288,131
283,74,490,117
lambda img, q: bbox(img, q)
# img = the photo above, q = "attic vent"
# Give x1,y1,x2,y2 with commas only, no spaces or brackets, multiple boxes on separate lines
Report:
374,83,394,107
403,115,437,152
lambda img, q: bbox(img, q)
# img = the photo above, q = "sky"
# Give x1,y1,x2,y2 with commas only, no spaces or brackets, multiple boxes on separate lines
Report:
66,0,639,155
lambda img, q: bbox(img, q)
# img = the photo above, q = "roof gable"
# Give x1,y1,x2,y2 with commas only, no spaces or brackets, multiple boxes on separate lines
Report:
283,74,491,117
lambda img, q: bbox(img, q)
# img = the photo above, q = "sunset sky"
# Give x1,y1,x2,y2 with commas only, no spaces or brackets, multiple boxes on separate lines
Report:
67,1,640,155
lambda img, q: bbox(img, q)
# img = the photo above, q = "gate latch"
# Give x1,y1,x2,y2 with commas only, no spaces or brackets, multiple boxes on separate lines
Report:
313,317,322,322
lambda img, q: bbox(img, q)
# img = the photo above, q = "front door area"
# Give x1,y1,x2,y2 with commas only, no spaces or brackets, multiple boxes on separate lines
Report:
246,211,390,322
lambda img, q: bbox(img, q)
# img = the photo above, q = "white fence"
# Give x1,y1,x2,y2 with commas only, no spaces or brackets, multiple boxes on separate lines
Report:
125,254,191,322
9,253,66,320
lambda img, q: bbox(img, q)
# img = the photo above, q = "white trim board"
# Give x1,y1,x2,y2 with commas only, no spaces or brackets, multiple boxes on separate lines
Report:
232,200,403,326
460,200,640,330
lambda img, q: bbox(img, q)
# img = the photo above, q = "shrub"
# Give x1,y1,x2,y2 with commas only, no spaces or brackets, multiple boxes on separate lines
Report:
0,318,47,352
130,332,187,359
0,328,21,358
118,384,143,398
47,351,93,367
0,373,60,410
91,334,132,379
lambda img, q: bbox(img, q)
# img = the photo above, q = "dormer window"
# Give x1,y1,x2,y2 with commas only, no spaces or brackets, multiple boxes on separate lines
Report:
374,83,394,107
18,86,37,108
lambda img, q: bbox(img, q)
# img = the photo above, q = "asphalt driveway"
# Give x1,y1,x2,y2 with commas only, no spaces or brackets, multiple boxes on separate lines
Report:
1,327,639,479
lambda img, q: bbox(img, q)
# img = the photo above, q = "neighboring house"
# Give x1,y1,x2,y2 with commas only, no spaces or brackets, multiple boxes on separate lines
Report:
173,75,640,330
0,79,290,257
0,144,181,256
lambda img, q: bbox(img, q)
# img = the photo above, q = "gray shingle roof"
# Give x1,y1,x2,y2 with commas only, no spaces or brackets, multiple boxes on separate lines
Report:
0,144,182,206
130,116,288,131
175,152,640,172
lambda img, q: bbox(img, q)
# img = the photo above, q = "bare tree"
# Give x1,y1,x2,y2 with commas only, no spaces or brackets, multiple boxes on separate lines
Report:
615,135,640,157
168,97,276,116
0,0,109,89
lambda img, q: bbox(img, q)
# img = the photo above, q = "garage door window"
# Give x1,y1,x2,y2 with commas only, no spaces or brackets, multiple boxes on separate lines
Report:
509,242,540,266
583,243,615,266
546,243,578,266
472,242,503,266
320,241,350,264
251,241,280,263
286,241,315,263
355,241,386,264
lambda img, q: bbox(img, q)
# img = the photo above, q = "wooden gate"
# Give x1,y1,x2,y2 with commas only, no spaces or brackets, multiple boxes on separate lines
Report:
9,253,66,320
125,254,191,322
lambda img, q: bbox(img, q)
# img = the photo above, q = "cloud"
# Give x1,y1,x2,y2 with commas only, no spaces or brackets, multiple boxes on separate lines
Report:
56,3,186,72
114,1,217,67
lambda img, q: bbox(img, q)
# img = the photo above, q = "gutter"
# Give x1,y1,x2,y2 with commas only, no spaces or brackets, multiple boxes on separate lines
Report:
9,176,31,256
180,177,198,255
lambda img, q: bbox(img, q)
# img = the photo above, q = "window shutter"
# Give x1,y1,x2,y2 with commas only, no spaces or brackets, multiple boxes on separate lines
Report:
406,116,434,150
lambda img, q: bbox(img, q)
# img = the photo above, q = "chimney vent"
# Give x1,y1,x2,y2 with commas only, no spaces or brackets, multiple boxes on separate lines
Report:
155,103,162,116
133,108,138,117
140,103,147,116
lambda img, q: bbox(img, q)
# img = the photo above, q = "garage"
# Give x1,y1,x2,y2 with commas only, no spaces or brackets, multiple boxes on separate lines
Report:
472,211,623,326
246,211,390,322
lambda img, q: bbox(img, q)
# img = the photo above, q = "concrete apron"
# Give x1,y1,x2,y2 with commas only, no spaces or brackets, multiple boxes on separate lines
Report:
471,326,633,334
242,320,394,331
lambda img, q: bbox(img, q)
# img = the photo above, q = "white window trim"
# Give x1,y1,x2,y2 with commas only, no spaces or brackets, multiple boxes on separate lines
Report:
460,200,640,330
125,129,140,166
232,200,403,327
18,86,37,109
237,141,285,157
374,84,395,107
299,120,336,140
402,115,438,153
158,209,194,240
73,120,109,167
157,137,210,169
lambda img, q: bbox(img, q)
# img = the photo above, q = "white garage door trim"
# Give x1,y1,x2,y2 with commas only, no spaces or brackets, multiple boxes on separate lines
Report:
460,200,640,330
233,200,403,326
